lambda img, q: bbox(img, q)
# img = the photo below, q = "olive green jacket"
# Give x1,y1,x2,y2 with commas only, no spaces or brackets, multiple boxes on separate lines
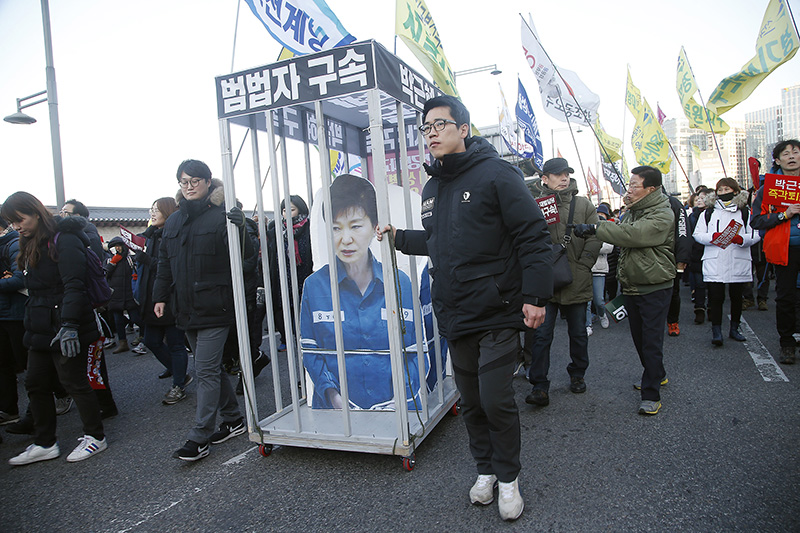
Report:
527,178,600,305
596,190,675,295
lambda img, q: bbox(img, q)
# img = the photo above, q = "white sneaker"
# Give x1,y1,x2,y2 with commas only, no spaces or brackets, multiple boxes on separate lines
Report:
131,344,147,355
469,474,497,505
498,477,524,521
9,443,60,466
586,326,593,336
66,435,107,462
600,314,610,329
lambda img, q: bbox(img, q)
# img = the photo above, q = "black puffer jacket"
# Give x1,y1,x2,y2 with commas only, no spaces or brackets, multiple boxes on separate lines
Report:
394,136,553,340
23,216,100,350
136,225,176,326
153,179,255,330
105,236,137,312
0,230,27,321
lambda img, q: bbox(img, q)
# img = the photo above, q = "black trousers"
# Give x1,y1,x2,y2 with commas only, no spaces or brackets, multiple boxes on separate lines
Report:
526,302,589,391
625,288,671,402
666,277,682,324
774,247,800,347
27,345,104,447
450,328,521,483
706,282,744,326
0,320,26,415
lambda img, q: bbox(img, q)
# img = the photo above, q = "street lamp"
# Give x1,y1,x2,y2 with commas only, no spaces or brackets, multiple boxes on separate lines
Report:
3,0,65,207
453,64,502,80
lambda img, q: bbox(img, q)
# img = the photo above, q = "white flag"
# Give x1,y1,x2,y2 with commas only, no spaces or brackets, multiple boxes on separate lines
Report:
521,15,600,126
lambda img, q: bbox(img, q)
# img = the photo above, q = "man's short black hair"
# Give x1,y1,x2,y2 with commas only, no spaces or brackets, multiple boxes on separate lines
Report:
773,139,800,161
176,159,212,181
631,166,662,189
422,95,470,130
64,199,89,217
326,174,378,227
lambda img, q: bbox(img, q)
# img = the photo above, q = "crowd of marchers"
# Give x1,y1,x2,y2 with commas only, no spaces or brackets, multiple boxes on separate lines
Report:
1,97,798,523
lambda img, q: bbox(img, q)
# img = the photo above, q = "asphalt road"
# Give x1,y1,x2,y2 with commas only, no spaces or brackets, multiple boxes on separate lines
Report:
1,283,798,532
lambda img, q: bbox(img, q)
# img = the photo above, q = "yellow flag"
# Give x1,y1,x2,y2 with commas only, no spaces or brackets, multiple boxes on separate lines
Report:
595,115,622,163
708,0,799,114
676,47,729,133
395,0,459,97
277,47,295,61
625,68,642,117
629,98,672,174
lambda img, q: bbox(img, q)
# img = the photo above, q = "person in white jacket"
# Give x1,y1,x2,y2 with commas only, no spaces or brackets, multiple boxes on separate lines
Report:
586,205,614,335
692,178,761,346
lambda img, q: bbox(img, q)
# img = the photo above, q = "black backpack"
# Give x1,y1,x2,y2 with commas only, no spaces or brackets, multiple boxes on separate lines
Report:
54,232,113,309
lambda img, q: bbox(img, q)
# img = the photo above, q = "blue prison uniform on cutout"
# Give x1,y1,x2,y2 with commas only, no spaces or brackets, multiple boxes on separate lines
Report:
300,252,423,410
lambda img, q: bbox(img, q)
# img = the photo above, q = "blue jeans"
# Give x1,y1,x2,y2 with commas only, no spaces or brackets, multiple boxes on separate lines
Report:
144,324,188,388
586,275,607,326
111,308,141,342
185,327,241,444
526,301,589,391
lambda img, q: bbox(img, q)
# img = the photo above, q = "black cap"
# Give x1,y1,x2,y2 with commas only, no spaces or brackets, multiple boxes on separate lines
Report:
541,157,574,176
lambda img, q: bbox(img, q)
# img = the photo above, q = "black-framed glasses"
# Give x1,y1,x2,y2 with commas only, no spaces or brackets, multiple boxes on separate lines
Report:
59,208,75,216
419,119,457,135
178,177,204,188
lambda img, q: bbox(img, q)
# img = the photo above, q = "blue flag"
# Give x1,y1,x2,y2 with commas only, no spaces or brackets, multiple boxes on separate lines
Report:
515,79,543,169
244,0,356,56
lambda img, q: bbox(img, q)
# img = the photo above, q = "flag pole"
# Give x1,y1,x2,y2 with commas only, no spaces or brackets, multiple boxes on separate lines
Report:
519,13,626,192
666,139,693,192
683,49,728,179
554,84,591,195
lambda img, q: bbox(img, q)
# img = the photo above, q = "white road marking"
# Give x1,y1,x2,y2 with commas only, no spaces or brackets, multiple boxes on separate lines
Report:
737,316,789,382
115,493,197,533
223,445,258,465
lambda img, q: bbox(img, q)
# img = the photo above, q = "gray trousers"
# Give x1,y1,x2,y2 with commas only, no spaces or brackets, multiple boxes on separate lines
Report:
185,326,241,444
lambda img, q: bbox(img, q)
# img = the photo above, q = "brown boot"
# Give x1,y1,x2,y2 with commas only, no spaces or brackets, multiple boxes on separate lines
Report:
112,340,130,354
780,346,796,365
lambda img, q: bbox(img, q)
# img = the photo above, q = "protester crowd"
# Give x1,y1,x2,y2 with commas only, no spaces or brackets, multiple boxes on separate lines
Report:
1,104,797,522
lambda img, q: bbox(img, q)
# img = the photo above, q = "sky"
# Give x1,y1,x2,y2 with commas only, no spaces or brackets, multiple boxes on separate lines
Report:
0,0,798,209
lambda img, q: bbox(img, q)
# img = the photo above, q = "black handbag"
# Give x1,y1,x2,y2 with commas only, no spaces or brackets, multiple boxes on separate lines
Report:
551,196,576,292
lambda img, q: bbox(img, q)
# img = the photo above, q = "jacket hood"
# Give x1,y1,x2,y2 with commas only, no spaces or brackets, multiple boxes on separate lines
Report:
107,236,129,255
175,178,225,207
423,136,498,182
54,215,91,247
526,177,579,203
705,190,749,211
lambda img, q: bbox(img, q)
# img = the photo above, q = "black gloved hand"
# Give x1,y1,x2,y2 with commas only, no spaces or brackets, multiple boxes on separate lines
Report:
226,206,246,228
51,326,80,358
571,224,597,238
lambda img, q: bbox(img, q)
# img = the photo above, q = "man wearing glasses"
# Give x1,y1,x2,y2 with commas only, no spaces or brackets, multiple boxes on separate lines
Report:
59,200,105,259
572,166,675,416
153,159,254,461
378,95,552,521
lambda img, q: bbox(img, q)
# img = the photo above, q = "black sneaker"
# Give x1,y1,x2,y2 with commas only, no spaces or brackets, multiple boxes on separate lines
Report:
253,351,271,378
525,389,549,406
172,440,209,461
5,416,33,435
210,418,246,444
569,376,586,394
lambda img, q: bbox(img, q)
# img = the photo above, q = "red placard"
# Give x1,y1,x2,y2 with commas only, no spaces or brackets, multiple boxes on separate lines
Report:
119,225,146,252
711,219,743,250
536,194,560,225
762,173,800,206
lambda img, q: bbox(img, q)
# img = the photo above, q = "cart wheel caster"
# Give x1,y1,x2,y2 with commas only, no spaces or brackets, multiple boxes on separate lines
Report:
450,401,461,416
258,444,273,457
402,455,416,471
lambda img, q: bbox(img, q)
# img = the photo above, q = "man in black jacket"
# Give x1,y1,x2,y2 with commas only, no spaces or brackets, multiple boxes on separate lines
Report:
153,160,254,461
379,95,552,521
665,190,692,336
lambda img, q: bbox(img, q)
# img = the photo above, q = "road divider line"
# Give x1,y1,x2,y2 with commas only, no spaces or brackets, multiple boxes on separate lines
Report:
737,316,789,382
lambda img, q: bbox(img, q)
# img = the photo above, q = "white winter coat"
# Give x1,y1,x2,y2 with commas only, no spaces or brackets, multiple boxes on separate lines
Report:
692,191,761,283
591,242,615,274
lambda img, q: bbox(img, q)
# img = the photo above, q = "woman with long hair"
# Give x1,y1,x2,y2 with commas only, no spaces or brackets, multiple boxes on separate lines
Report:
135,197,192,405
1,191,107,465
693,178,761,345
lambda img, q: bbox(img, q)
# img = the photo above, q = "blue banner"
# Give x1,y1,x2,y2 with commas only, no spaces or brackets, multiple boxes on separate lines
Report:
244,0,356,56
515,79,543,169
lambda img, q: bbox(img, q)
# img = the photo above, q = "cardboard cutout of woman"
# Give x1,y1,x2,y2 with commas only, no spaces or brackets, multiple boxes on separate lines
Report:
300,174,422,410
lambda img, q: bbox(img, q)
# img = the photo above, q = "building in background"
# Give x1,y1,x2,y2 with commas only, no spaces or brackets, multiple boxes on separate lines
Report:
663,117,706,200
703,123,748,190
745,106,782,163
782,84,800,142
